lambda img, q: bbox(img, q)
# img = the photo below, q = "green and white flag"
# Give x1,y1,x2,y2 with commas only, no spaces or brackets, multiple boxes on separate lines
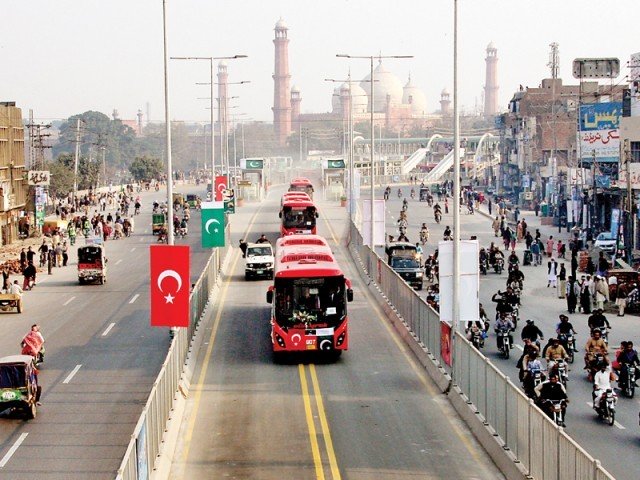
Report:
201,201,225,248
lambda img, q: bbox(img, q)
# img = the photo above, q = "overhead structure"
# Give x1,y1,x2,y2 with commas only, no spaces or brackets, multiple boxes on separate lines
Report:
400,134,442,174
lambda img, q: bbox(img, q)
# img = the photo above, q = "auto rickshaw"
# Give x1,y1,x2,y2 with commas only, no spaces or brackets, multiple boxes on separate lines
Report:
152,213,166,235
172,193,185,208
0,355,41,419
186,194,198,208
419,186,429,202
77,243,107,285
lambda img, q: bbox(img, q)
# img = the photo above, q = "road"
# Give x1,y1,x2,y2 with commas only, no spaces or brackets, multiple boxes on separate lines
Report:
0,184,211,479
169,185,504,479
380,185,638,480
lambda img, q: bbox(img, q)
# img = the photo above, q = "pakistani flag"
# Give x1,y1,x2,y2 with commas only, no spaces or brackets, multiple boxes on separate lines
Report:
201,201,225,248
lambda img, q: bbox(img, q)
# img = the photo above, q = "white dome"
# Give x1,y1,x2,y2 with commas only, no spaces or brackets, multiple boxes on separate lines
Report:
291,84,300,93
441,87,450,96
275,17,287,29
338,83,368,115
331,86,341,113
402,75,427,116
360,61,403,113
487,41,496,51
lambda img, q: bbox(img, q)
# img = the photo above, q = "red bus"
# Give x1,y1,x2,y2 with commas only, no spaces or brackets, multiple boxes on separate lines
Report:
288,177,314,199
266,242,353,358
279,198,318,236
276,233,329,249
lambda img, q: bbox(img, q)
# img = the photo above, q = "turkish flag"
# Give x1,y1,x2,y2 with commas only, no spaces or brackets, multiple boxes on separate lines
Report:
215,175,228,201
150,245,190,327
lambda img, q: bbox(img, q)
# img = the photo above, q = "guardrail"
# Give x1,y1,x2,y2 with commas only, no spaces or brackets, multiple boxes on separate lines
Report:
347,220,615,480
116,239,230,480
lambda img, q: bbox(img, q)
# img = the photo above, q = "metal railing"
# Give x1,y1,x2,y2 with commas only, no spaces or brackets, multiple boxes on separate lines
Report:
347,220,615,480
116,238,230,480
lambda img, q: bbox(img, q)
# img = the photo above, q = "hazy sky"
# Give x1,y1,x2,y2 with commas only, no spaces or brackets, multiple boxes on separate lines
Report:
1,0,637,124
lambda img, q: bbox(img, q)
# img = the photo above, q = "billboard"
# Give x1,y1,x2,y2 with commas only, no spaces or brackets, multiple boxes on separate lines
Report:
631,52,640,117
579,102,622,131
438,240,480,324
579,102,622,166
361,199,385,247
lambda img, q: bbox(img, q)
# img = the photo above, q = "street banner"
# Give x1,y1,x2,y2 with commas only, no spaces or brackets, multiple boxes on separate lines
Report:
440,322,452,367
361,199,385,247
215,176,227,201
150,245,190,327
201,201,225,248
438,240,480,324
224,198,235,214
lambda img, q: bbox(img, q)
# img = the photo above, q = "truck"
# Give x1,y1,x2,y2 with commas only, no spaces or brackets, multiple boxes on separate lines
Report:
245,242,275,280
385,242,423,290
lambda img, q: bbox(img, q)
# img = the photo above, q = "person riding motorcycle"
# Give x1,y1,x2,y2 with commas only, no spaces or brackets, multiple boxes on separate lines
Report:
402,198,409,211
588,309,611,335
491,289,518,320
556,314,578,352
523,351,545,396
21,324,45,364
545,337,569,373
397,188,402,198
479,248,489,273
584,328,609,370
443,226,452,241
433,204,442,223
616,341,640,390
489,246,504,267
592,364,616,410
521,319,544,345
507,264,525,290
534,374,568,426
419,223,429,244
494,312,515,351
410,187,416,199
507,250,520,272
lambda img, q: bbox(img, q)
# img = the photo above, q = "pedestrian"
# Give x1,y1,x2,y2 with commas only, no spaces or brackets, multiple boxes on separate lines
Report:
502,227,511,250
616,282,628,317
580,275,592,314
558,264,567,298
239,239,248,258
516,221,523,242
55,243,63,267
492,216,500,237
488,198,492,215
570,251,578,280
62,242,69,267
26,246,35,266
534,202,540,217
547,258,558,288
500,216,506,235
525,231,533,250
19,248,27,271
445,198,449,214
546,236,554,257
594,275,609,310
566,276,579,314
530,240,541,266
535,228,541,241
521,218,528,239
596,251,609,277
510,229,517,251
1,266,9,290
586,257,596,276
514,206,520,222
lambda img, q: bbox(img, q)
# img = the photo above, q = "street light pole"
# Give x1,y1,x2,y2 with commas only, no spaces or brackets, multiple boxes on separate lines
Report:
162,0,174,245
337,53,413,246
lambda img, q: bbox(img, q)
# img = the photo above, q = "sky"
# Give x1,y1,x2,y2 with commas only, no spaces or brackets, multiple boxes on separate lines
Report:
1,0,637,124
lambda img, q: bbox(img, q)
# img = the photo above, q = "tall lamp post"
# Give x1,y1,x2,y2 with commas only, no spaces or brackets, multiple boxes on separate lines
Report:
337,54,413,246
161,0,175,245
170,55,247,177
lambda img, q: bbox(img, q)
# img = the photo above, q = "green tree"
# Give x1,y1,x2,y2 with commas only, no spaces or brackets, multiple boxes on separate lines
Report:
129,156,164,182
48,156,74,198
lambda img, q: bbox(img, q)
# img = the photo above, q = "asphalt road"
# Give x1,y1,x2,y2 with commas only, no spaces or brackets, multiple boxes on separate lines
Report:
0,184,212,479
379,186,639,480
169,185,504,480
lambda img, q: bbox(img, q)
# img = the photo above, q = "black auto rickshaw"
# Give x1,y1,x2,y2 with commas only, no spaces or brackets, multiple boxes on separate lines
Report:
0,355,41,419
419,187,429,202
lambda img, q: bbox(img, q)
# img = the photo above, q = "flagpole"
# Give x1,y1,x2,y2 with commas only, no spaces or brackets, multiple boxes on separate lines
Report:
162,0,174,245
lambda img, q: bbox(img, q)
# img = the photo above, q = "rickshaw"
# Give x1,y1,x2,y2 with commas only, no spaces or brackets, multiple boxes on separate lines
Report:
419,186,429,202
77,243,107,285
152,213,166,235
0,355,41,419
186,194,198,208
0,292,23,313
172,193,185,208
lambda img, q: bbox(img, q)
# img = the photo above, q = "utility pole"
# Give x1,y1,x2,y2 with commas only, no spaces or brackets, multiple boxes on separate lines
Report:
625,139,633,262
73,118,82,202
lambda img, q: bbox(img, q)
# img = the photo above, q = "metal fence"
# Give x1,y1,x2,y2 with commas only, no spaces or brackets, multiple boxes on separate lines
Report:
116,239,230,480
347,220,615,480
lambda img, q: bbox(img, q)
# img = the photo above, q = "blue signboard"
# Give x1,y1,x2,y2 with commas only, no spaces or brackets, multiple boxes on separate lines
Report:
610,208,620,237
595,175,611,188
579,102,622,131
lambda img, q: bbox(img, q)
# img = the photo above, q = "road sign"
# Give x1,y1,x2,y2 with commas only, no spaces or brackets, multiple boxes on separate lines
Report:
28,170,50,186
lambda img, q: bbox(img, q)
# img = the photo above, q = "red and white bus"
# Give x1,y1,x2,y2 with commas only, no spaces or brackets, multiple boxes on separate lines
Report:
288,177,314,199
267,242,353,358
279,198,318,236
276,233,329,249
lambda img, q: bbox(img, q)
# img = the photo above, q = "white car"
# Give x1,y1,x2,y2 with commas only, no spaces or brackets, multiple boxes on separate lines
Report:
245,243,274,280
594,232,616,254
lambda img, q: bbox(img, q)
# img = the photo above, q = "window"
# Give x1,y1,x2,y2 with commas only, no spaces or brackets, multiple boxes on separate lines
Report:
631,141,640,163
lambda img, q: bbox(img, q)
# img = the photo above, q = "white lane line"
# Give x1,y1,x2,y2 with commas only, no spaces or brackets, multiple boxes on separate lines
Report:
129,294,140,304
63,296,76,306
63,365,82,384
0,433,28,468
130,247,136,252
101,322,116,336
115,259,122,265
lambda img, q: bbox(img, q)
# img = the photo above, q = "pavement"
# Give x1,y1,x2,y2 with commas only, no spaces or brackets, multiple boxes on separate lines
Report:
378,186,637,480
0,184,212,479
168,184,504,480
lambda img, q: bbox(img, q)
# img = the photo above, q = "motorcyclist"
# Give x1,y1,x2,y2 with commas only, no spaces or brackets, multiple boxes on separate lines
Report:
517,338,541,381
592,364,616,410
556,314,577,352
523,351,545,394
479,248,489,273
402,198,409,211
21,324,45,363
507,250,520,272
545,337,569,373
494,312,515,351
521,319,544,344
419,224,429,244
534,374,568,426
491,290,516,320
587,309,611,334
410,187,416,199
22,260,37,290
584,328,609,370
443,226,452,240
433,204,442,222
489,246,504,267
616,341,640,389
397,188,402,198
507,265,525,289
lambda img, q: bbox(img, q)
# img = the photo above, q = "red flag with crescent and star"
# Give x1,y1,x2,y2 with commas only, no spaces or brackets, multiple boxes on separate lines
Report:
150,245,190,327
215,175,227,201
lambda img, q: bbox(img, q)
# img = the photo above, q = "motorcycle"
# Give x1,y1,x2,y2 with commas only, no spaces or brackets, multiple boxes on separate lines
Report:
497,328,512,359
587,353,607,382
470,329,485,350
541,399,567,427
555,358,569,387
397,189,402,198
479,258,488,275
419,230,429,245
434,211,442,224
524,369,544,398
595,327,609,346
593,388,617,426
619,363,636,398
493,257,504,274
558,333,576,364
507,280,523,296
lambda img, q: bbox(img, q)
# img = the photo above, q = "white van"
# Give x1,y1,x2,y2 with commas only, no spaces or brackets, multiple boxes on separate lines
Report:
245,243,274,280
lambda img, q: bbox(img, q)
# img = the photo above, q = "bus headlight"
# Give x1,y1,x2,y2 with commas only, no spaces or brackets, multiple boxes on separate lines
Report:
275,334,286,347
336,332,346,346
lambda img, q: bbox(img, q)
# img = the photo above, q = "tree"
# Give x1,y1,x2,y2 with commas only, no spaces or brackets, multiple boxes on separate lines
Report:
48,156,74,198
129,156,164,182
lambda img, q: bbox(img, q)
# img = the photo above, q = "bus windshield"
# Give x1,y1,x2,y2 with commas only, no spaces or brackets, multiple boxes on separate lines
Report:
274,276,345,327
283,207,316,229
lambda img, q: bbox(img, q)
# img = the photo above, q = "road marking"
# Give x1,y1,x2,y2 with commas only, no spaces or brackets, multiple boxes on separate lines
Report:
299,365,325,479
102,322,116,336
130,247,136,252
181,206,262,463
129,294,140,304
310,364,341,480
63,296,76,306
115,259,122,265
0,433,28,468
63,364,82,384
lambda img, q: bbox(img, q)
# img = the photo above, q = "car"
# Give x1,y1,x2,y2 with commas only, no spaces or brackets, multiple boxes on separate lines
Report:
245,243,274,280
594,232,616,254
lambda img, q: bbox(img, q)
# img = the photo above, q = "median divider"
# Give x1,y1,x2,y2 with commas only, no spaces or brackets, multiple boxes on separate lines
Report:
115,234,231,480
346,219,615,480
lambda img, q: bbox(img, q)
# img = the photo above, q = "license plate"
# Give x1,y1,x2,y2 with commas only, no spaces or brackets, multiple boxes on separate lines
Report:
256,270,263,274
